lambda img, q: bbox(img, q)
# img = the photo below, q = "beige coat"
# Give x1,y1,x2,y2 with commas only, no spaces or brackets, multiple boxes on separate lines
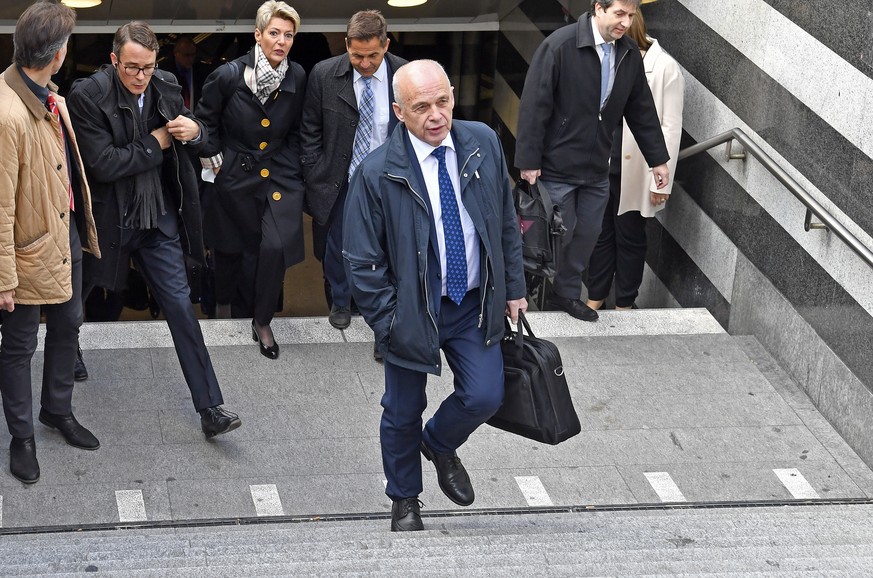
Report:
617,38,685,218
0,64,99,305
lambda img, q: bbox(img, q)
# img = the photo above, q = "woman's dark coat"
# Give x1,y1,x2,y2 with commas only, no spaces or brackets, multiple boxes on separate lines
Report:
196,48,307,268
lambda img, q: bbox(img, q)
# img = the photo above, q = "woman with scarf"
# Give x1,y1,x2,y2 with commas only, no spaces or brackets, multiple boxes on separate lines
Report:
197,1,306,359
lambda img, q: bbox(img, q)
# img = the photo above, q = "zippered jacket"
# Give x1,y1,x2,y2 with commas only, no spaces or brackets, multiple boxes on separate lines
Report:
515,12,669,183
343,120,526,374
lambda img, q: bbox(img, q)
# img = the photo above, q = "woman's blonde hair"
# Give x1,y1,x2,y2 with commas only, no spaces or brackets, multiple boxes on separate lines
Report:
256,1,301,33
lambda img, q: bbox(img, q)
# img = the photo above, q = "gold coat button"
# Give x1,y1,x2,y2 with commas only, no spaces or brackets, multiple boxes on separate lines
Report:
259,142,268,150
272,192,282,201
260,168,270,178
261,118,270,128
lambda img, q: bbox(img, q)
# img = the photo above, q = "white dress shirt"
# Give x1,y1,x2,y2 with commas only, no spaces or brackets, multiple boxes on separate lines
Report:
591,19,616,104
407,132,481,297
353,58,390,152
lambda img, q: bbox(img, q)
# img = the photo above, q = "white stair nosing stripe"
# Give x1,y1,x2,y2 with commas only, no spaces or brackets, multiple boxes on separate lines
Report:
514,476,554,507
774,468,821,500
249,484,284,517
115,489,147,523
644,472,688,503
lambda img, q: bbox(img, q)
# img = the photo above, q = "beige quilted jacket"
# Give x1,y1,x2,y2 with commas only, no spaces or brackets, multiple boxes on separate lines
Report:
0,65,99,305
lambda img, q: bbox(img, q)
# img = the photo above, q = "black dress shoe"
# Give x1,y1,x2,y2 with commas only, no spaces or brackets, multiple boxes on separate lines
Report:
200,406,241,438
74,347,88,382
420,441,475,506
38,409,100,450
9,436,39,484
548,295,599,322
252,320,279,360
391,497,424,532
329,305,351,330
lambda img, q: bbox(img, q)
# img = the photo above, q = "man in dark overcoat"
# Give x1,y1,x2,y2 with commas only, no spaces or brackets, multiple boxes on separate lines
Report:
516,0,670,322
300,10,407,340
67,21,241,438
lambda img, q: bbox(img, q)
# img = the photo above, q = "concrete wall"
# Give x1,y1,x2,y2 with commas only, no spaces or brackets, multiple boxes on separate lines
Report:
491,0,873,465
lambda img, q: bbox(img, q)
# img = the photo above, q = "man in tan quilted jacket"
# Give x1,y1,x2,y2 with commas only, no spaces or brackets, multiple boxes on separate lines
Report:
0,0,101,484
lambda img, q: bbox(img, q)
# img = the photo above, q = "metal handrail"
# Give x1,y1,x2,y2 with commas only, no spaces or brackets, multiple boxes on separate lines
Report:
677,128,873,269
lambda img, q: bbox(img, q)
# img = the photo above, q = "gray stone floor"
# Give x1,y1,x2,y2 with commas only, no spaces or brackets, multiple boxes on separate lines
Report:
2,309,873,575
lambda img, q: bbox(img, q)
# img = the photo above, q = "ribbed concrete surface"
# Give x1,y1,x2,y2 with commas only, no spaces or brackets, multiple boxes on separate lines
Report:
3,309,873,575
2,506,873,576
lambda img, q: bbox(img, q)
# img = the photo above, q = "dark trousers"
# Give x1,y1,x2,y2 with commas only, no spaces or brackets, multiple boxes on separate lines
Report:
380,291,504,500
324,183,351,309
0,219,83,438
122,227,224,412
587,174,648,307
214,204,285,326
539,178,611,300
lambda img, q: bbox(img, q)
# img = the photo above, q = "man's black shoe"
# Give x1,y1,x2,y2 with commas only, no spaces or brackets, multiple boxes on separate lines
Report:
420,441,474,506
548,296,599,322
10,436,39,484
391,497,424,531
200,406,241,438
74,347,88,381
38,409,100,450
329,305,351,330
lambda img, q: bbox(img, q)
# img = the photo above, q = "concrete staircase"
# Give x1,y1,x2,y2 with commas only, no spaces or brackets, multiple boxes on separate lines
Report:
2,506,873,576
3,309,871,575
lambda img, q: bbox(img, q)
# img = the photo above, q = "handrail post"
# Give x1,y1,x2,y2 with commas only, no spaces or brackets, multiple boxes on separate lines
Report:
726,139,746,161
804,208,829,232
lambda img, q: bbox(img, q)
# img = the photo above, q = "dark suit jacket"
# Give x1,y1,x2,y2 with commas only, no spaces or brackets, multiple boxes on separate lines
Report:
162,57,211,114
299,52,407,225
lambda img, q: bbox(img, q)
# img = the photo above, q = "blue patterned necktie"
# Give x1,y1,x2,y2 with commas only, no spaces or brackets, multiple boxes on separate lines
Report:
600,42,612,109
349,76,374,180
433,146,467,304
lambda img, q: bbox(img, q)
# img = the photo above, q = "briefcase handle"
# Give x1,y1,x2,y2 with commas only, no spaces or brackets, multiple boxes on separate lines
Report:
504,310,536,357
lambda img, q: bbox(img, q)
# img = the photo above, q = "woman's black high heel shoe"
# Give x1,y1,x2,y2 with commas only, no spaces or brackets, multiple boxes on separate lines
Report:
252,320,279,360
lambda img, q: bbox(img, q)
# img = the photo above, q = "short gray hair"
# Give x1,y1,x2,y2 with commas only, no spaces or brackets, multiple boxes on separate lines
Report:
13,0,76,69
392,59,449,108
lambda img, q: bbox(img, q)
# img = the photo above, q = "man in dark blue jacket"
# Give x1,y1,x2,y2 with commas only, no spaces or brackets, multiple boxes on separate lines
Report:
516,0,669,321
344,60,527,532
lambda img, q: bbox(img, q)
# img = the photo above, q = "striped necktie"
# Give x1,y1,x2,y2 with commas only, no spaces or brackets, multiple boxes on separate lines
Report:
349,76,374,180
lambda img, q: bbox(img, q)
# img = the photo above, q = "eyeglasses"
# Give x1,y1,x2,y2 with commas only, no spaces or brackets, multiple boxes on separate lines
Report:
117,63,157,77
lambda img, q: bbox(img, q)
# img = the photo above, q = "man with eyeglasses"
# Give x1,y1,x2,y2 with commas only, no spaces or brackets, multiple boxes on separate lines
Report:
67,21,242,439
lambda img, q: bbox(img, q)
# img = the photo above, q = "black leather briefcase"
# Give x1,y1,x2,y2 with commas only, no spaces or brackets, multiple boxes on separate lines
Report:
488,311,581,445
